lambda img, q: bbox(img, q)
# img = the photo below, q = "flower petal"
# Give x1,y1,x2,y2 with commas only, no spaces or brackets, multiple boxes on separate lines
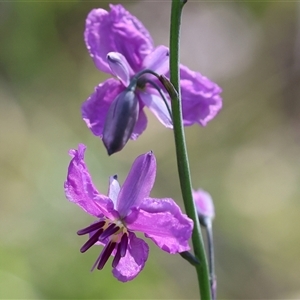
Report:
139,91,173,128
107,52,133,86
84,5,153,73
64,144,114,218
116,152,156,217
142,46,169,75
112,232,149,282
108,175,120,208
81,78,124,138
180,65,222,126
126,198,193,253
131,107,147,140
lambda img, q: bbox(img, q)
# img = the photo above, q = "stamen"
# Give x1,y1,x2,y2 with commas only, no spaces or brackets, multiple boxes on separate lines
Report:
99,223,120,241
77,220,105,235
112,233,128,268
80,228,103,253
97,241,116,270
119,233,128,257
112,248,121,268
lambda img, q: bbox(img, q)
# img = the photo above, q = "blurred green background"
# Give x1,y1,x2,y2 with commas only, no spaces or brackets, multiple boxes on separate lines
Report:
1,1,300,299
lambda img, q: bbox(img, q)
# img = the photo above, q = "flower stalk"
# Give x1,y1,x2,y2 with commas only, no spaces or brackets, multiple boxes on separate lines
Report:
169,1,211,299
205,219,216,300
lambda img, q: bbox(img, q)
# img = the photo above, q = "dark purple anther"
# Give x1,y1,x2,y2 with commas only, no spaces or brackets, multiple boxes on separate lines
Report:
112,233,129,268
118,233,128,257
99,223,120,241
97,241,116,270
77,220,106,235
112,249,121,268
80,228,104,253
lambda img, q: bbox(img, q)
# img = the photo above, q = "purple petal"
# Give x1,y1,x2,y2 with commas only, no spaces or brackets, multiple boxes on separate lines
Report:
84,5,153,73
112,232,149,282
193,189,215,219
180,65,222,126
126,198,193,253
139,91,173,128
131,108,148,140
81,78,124,138
142,46,169,75
108,175,120,207
107,52,133,86
116,152,156,217
64,144,114,218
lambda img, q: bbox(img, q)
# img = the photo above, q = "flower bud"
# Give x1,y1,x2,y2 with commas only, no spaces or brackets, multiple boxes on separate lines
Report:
103,87,139,155
192,189,215,227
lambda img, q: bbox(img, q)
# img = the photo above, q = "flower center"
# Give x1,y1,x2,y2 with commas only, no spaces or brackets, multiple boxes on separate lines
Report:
77,218,129,270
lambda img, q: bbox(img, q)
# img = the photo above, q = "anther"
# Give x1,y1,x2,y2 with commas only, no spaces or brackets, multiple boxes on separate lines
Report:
97,241,116,270
112,233,128,268
77,220,105,235
80,228,104,253
99,223,120,241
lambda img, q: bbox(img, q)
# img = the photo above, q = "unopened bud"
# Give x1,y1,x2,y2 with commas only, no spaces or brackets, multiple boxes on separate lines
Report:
103,87,139,155
192,189,215,227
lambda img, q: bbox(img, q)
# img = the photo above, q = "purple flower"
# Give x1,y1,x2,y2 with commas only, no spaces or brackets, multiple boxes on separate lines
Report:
82,4,222,152
64,144,193,282
192,189,215,226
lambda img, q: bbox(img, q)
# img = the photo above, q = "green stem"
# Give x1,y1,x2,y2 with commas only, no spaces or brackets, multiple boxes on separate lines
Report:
169,1,211,299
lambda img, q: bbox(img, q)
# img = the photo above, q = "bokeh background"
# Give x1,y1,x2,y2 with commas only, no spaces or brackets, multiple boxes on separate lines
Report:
1,1,300,299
